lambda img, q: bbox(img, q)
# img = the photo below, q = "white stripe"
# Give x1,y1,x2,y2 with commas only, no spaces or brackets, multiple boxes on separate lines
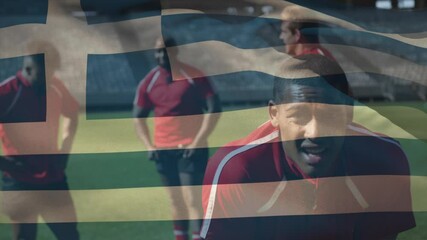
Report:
347,124,400,148
257,177,287,213
200,130,279,238
3,83,22,117
0,76,16,87
146,70,161,93
134,67,160,105
317,48,325,56
173,230,186,236
345,177,370,209
256,120,271,129
179,69,195,85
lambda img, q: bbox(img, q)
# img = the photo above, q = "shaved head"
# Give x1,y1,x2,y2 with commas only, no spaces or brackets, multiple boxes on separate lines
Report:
273,54,351,105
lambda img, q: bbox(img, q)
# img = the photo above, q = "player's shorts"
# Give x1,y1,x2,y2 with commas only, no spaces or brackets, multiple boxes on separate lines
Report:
1,175,69,191
154,148,208,177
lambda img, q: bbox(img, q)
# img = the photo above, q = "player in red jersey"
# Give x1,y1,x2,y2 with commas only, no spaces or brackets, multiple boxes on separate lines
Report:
201,54,415,240
280,6,335,60
134,37,221,240
0,41,80,240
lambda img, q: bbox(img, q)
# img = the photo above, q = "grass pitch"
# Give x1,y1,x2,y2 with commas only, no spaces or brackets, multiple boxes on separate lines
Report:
0,102,426,239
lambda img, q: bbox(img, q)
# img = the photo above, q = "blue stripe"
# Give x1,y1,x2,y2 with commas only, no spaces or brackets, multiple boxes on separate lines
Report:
81,0,161,24
286,0,427,33
0,56,25,82
0,0,48,28
164,13,427,62
315,28,427,64
161,13,283,49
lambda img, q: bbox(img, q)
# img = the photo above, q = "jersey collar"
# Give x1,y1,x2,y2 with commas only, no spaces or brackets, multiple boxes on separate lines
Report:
16,70,32,87
277,141,346,188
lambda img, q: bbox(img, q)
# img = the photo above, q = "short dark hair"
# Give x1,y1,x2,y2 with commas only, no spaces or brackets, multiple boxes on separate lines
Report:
273,54,352,105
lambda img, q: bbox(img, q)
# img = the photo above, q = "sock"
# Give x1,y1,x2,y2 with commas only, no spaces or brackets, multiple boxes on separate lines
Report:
192,231,201,240
174,223,188,240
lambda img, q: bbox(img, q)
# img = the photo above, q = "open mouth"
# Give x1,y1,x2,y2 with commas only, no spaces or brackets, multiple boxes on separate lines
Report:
303,146,326,155
300,145,327,165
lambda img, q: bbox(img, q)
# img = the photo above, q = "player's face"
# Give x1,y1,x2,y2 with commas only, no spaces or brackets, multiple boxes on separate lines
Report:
279,22,298,54
154,39,173,69
269,84,352,178
155,48,168,67
22,56,43,85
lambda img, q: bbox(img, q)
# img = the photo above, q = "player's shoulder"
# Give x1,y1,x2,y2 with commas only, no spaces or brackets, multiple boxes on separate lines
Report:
346,123,408,175
347,123,402,150
0,75,19,93
137,66,162,90
205,122,279,184
176,62,209,83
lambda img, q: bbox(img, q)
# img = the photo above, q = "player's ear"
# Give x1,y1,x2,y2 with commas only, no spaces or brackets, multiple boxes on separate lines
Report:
269,100,279,127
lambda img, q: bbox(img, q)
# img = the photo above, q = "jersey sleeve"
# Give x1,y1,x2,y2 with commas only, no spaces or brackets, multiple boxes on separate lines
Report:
134,73,154,110
0,80,14,116
0,77,19,121
201,147,258,240
353,141,416,239
52,78,79,117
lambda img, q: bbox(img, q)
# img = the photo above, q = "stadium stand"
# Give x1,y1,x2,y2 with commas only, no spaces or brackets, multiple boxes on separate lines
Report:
1,1,426,109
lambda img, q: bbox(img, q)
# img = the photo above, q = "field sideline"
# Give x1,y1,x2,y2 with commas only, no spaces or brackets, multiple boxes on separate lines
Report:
0,102,426,239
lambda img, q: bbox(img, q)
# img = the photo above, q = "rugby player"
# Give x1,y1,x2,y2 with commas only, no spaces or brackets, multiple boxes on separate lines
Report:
134,37,221,240
0,41,80,240
201,54,415,240
280,6,335,60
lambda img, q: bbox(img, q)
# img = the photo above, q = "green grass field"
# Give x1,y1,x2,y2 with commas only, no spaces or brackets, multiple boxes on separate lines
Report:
0,102,426,239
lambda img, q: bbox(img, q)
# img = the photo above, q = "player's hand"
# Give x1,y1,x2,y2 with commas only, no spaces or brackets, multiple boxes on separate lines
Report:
183,142,198,159
147,147,159,161
183,149,196,159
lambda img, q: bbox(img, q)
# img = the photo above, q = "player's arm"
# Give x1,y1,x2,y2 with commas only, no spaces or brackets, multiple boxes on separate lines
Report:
202,183,258,240
0,77,19,122
60,107,79,154
0,79,30,172
58,110,78,169
53,79,80,170
183,93,221,158
133,106,158,160
202,150,258,240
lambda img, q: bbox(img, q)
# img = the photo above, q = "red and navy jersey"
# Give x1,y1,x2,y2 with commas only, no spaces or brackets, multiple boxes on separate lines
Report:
0,71,46,123
299,46,336,61
0,71,79,184
134,65,215,148
201,122,415,240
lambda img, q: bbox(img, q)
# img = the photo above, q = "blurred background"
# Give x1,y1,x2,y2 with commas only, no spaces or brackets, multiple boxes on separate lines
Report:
0,0,427,239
